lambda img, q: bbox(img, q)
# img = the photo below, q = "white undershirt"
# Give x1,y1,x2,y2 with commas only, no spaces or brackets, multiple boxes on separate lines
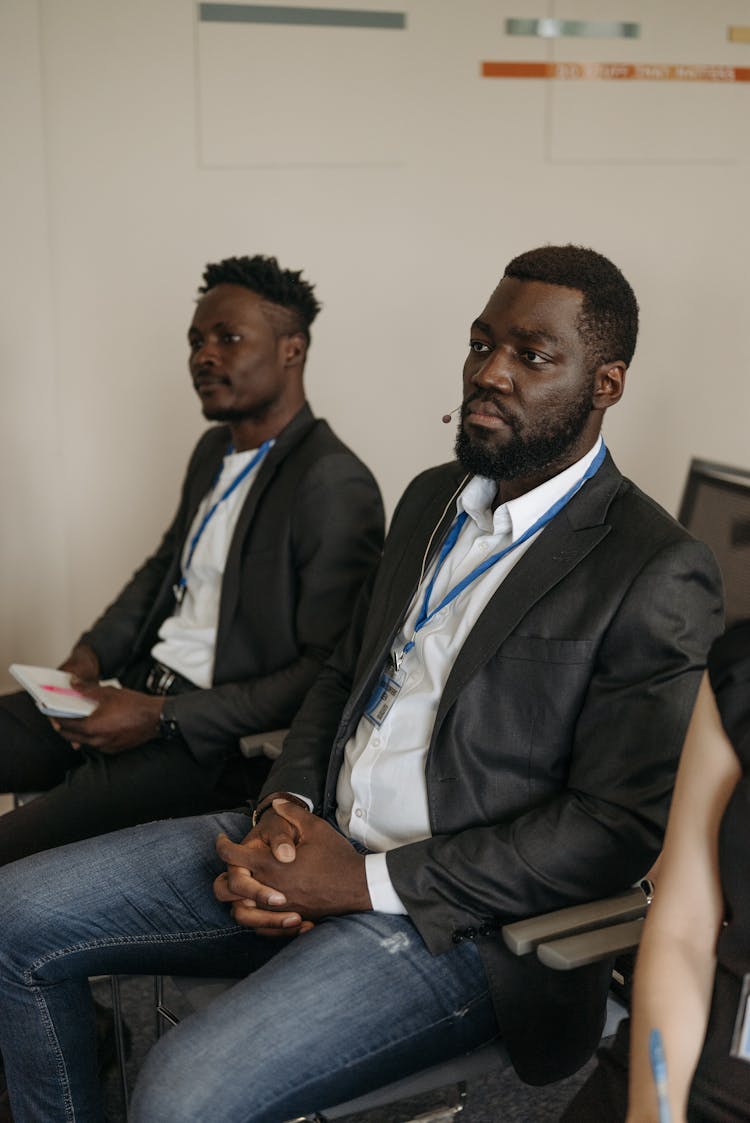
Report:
151,444,271,688
334,437,603,912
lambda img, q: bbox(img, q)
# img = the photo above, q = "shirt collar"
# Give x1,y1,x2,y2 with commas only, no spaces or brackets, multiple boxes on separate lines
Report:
457,435,604,540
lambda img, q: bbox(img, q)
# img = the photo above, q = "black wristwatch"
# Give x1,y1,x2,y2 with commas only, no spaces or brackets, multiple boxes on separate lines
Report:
158,700,182,743
252,793,308,828
251,800,275,829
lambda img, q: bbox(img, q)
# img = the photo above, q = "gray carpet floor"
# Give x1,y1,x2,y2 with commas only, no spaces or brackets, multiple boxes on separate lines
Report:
95,976,600,1122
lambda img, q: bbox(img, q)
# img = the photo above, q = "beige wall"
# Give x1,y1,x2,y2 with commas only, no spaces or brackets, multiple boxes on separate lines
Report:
1,0,749,684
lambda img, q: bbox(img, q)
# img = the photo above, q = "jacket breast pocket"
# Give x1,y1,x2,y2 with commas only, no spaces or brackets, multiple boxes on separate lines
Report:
436,634,598,824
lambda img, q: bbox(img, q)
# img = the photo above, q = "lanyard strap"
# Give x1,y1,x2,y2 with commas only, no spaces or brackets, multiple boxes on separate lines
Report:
176,439,273,596
402,441,607,657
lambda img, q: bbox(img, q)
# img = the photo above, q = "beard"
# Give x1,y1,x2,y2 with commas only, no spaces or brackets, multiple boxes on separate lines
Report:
199,397,274,425
455,386,594,481
201,404,244,422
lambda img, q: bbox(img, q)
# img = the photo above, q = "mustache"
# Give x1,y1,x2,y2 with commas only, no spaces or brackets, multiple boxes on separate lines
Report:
461,391,518,431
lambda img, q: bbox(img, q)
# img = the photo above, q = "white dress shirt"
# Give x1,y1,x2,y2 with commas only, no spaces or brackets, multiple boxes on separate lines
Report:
335,437,603,912
151,443,272,688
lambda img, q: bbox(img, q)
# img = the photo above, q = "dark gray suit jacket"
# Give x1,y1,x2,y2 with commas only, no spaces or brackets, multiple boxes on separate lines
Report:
262,451,723,1083
79,404,384,764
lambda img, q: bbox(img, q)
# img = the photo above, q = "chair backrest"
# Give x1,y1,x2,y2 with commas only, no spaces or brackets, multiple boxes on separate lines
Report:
678,457,750,625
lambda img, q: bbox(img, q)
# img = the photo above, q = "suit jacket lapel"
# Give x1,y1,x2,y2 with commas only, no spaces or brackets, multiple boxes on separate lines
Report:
216,404,317,637
434,454,623,729
164,434,227,597
360,465,468,675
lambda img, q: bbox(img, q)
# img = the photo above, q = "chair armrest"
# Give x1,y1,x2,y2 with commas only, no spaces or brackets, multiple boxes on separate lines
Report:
502,882,652,956
536,917,645,971
238,729,289,760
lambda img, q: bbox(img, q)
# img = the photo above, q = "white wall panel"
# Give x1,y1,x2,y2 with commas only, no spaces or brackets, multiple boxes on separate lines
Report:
0,0,748,682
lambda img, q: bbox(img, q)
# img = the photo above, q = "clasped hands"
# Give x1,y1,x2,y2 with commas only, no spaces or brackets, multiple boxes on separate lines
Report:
213,799,372,938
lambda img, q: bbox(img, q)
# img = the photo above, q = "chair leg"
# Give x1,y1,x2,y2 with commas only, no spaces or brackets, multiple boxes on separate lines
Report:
109,975,130,1112
313,1080,469,1123
154,974,164,1038
405,1084,468,1122
154,974,181,1031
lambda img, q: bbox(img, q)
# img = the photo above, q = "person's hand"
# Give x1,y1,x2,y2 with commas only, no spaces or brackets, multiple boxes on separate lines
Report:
58,643,100,683
51,686,162,753
213,796,314,937
218,800,372,924
214,831,315,938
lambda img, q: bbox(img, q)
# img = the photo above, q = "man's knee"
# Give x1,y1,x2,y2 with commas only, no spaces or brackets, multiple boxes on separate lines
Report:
130,1032,223,1123
0,691,77,791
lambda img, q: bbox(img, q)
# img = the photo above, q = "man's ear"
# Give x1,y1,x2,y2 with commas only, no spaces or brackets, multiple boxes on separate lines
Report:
280,332,307,368
592,362,626,412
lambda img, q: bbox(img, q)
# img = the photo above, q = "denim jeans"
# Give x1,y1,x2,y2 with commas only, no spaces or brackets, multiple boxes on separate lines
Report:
0,811,498,1122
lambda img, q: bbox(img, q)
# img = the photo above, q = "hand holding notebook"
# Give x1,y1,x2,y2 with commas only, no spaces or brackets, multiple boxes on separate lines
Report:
9,664,99,719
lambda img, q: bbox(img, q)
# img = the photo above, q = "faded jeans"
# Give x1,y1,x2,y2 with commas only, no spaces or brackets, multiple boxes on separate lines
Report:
0,811,498,1123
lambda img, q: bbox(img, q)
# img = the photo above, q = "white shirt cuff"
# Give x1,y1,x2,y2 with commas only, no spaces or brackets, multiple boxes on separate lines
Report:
287,793,313,812
365,852,408,914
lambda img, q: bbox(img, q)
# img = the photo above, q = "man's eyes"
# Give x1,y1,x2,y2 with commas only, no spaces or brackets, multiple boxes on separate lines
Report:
467,340,554,367
520,349,552,366
188,333,242,351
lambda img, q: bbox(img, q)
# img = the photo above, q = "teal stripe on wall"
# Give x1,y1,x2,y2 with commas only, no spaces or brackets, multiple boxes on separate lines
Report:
200,4,406,29
506,18,639,39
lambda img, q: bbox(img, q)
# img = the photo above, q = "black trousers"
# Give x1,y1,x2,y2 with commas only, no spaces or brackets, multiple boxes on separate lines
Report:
560,1007,749,1123
0,687,269,868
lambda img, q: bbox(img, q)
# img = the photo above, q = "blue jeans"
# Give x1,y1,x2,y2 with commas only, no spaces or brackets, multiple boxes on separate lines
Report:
0,812,498,1123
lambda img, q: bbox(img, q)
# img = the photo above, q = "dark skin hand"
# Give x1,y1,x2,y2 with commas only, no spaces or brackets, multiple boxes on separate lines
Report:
52,685,163,753
53,642,103,749
58,642,101,683
214,799,372,937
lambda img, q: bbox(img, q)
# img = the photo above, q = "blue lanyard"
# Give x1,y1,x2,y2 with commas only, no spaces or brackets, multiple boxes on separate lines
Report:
401,441,607,658
175,440,273,599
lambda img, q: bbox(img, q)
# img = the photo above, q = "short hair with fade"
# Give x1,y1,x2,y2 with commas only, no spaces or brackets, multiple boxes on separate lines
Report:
199,255,321,343
504,244,639,369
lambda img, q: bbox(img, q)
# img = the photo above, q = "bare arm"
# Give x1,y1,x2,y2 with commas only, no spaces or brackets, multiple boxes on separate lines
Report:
626,675,741,1123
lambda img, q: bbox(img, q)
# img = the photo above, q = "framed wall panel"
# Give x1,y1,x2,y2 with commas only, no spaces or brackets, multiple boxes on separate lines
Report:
196,2,410,167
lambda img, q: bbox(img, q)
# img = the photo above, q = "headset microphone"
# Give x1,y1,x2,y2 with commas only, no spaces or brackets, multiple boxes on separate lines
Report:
442,405,462,424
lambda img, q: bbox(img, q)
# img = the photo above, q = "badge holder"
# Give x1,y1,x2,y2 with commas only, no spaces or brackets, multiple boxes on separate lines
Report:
364,665,407,728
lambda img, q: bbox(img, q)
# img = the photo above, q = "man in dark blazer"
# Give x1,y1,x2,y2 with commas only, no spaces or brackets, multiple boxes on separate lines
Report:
0,246,723,1122
0,254,384,866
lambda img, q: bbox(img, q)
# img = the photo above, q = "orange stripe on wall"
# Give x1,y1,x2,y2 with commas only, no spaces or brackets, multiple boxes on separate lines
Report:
481,61,750,82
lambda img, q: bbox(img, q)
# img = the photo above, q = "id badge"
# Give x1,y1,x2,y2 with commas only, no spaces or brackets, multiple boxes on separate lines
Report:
730,973,750,1064
364,665,407,728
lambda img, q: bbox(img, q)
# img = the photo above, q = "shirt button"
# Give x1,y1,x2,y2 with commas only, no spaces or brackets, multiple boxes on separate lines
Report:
372,736,381,747
355,808,365,819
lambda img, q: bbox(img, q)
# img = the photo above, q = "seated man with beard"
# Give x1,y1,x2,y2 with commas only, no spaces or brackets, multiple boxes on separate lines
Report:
0,245,723,1123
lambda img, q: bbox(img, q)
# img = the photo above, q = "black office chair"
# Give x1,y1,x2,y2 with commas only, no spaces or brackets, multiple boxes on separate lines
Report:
678,456,750,625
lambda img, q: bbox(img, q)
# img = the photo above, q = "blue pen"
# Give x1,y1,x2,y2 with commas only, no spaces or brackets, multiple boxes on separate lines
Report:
649,1028,672,1123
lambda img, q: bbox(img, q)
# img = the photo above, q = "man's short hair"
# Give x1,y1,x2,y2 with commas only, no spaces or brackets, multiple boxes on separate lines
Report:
504,245,639,369
199,255,321,343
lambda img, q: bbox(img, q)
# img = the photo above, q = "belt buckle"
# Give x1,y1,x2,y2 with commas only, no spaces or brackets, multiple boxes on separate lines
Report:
148,663,176,695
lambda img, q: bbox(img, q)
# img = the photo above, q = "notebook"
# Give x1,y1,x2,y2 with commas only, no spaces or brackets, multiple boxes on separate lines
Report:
9,664,98,719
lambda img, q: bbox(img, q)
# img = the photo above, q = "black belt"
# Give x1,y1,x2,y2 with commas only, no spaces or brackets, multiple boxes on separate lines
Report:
144,661,199,697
